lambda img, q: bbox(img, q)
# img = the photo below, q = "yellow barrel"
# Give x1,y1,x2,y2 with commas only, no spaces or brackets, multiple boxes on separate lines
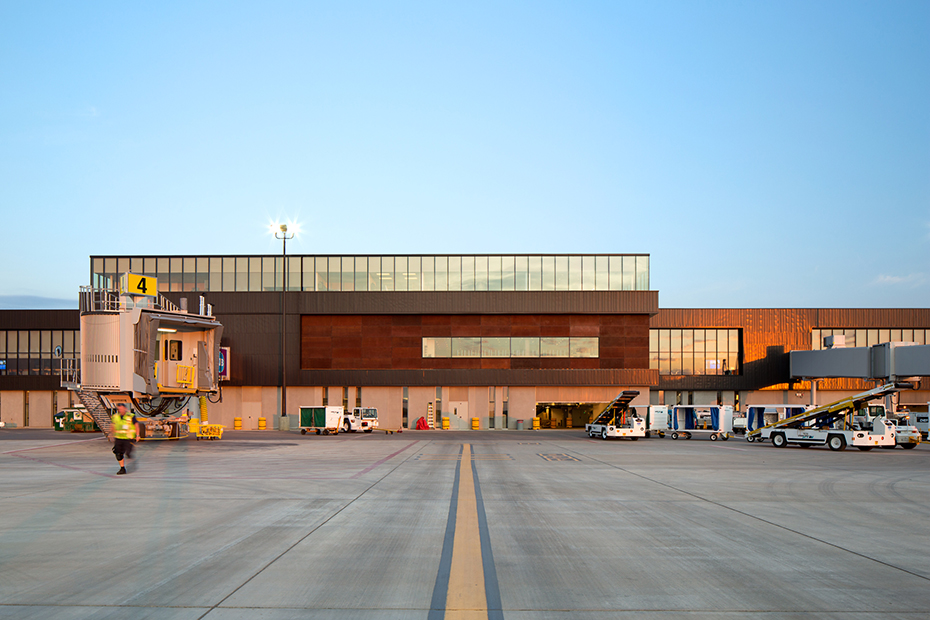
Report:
441,417,450,430
471,417,480,430
532,417,540,430
258,417,266,430
189,418,200,434
234,417,242,430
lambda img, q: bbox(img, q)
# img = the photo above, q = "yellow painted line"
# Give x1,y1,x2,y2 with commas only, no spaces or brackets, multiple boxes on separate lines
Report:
446,443,487,619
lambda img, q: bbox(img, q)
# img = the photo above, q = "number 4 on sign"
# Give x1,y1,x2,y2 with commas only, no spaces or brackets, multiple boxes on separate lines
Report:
124,273,158,297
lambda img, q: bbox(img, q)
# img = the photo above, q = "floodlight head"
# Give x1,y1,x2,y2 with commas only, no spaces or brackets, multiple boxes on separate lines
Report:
280,224,288,233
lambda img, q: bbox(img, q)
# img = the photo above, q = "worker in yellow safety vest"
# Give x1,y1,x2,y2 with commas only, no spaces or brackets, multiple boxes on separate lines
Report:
111,402,138,475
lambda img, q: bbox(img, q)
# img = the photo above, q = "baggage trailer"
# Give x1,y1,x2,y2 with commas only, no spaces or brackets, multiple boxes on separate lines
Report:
737,404,810,438
299,406,344,435
646,405,669,438
668,405,733,441
585,391,645,440
746,382,913,451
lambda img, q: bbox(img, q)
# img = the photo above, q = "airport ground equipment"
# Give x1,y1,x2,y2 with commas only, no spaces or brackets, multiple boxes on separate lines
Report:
60,274,223,439
668,405,733,441
734,404,810,437
342,407,379,433
746,382,912,451
56,405,101,433
585,391,644,440
300,406,344,435
646,405,669,437
885,417,921,448
195,423,225,440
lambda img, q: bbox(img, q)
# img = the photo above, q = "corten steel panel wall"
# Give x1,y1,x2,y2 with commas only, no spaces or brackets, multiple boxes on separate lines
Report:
651,309,930,392
301,314,650,370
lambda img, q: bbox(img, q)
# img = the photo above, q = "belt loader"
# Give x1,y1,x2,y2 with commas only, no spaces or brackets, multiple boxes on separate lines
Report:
746,382,913,451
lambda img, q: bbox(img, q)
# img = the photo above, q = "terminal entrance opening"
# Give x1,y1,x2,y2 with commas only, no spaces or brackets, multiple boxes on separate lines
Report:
535,402,612,429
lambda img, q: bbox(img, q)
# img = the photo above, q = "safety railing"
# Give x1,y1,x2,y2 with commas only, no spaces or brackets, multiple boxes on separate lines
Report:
79,286,182,314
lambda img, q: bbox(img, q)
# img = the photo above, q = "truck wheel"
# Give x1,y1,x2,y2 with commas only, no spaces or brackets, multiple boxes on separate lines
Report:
343,422,351,433
902,443,917,449
721,434,729,441
644,431,651,438
315,429,321,435
827,435,846,451
630,437,638,441
798,443,811,448
772,433,787,448
671,432,679,440
364,429,373,433
301,429,307,435
601,429,608,440
881,445,896,450
857,446,873,451
746,435,755,443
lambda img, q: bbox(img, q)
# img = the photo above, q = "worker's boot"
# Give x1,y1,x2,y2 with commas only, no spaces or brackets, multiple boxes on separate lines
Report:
117,467,127,475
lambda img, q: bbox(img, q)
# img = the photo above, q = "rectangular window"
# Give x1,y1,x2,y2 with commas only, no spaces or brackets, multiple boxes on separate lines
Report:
328,256,341,292
501,256,514,291
555,256,569,291
461,256,475,291
394,256,407,292
569,255,583,291
380,257,394,291
421,256,434,291
423,338,451,358
636,256,649,290
681,329,693,376
210,257,223,292
540,337,569,357
511,337,540,357
475,256,489,291
448,256,461,291
488,256,502,291
223,257,236,292
622,256,635,290
354,256,368,291
452,337,481,358
481,337,510,357
649,330,658,370
342,257,355,291
433,256,447,291
514,256,528,291
570,337,598,358
528,255,542,291
542,256,555,291
368,256,380,292
595,256,609,291
407,256,421,291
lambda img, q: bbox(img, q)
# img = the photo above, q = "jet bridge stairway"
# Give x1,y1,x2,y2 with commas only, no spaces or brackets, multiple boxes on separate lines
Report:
73,389,113,439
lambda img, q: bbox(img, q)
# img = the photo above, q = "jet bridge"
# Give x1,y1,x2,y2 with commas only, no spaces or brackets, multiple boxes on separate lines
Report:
61,274,223,436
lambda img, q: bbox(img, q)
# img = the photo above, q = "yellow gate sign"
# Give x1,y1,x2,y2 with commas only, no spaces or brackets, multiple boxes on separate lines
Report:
120,273,158,297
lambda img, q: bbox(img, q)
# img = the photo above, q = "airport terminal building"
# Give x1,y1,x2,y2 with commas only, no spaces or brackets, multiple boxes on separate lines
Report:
1,254,929,430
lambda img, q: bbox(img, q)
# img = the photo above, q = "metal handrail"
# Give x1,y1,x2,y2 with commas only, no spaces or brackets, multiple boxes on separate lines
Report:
79,286,182,314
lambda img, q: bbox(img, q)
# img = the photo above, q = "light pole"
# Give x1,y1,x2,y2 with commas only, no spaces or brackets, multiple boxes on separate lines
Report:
275,224,295,423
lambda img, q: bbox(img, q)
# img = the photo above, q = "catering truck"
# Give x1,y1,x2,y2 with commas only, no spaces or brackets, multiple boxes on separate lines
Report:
746,382,913,451
342,407,379,433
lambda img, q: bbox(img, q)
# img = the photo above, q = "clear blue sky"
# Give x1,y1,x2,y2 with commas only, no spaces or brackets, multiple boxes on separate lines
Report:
1,0,928,309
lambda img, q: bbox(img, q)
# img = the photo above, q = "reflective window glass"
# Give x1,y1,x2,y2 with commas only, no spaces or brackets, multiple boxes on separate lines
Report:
423,337,451,358
452,337,481,357
595,256,609,290
407,256,421,291
448,256,461,291
368,256,381,291
681,329,693,375
421,256,434,291
328,256,341,292
394,256,407,292
380,257,394,291
461,256,475,291
210,257,223,292
649,330,658,370
501,256,514,291
481,337,510,357
342,257,355,291
514,256,528,291
555,256,569,291
670,330,681,375
622,256,635,290
489,256,502,291
511,337,539,357
130,257,144,274
570,337,598,358
171,258,183,292
475,256,488,291
540,337,569,357
568,256,582,291
0,331,6,355
636,255,650,289
262,256,276,292
287,255,301,291
542,256,555,291
354,256,367,291
659,330,670,374
915,330,926,345
609,256,623,291
529,256,543,291
435,256,448,291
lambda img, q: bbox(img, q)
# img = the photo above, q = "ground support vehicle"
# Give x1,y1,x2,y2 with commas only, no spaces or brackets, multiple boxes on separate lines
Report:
746,382,912,451
668,405,733,441
644,406,669,437
884,417,921,449
897,407,929,440
585,391,644,440
56,406,101,432
300,406,344,435
342,407,379,433
736,405,809,437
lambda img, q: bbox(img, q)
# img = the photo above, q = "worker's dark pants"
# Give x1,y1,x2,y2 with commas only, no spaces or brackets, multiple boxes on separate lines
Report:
113,438,134,461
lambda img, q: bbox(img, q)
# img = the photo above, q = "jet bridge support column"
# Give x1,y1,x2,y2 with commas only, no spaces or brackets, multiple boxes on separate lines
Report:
810,379,819,408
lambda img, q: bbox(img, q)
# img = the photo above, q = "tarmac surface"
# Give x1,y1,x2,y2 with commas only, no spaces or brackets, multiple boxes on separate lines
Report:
2,427,929,619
